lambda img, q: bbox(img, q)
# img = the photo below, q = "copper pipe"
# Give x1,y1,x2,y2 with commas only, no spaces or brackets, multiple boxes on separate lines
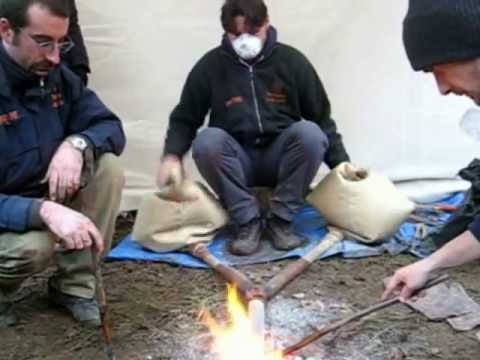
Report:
189,243,262,299
190,230,342,341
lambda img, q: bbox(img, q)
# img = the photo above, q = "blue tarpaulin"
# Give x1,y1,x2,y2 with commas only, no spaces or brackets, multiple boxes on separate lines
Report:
107,193,465,269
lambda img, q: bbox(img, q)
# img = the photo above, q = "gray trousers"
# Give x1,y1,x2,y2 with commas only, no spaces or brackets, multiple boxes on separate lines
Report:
192,120,329,225
0,154,124,300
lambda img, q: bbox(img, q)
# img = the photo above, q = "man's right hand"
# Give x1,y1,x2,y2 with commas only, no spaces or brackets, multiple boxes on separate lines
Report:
381,259,434,302
156,155,183,188
39,201,104,252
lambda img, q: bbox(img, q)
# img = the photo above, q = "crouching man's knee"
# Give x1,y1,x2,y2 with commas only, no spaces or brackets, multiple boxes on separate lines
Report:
94,154,125,191
0,232,55,281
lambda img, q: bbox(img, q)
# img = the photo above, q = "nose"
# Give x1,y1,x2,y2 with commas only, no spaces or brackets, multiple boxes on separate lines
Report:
45,46,61,65
434,74,452,96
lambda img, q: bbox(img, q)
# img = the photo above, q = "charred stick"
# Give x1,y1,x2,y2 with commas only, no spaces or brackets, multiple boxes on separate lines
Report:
92,249,116,360
282,274,449,356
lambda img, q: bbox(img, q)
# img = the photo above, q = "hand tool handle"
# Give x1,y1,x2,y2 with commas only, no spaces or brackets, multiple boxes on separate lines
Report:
264,229,343,300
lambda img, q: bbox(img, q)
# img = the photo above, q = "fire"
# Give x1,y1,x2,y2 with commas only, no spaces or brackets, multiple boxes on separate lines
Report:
202,285,284,360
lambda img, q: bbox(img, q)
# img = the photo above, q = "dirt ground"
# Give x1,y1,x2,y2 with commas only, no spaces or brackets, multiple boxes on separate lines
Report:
1,216,480,360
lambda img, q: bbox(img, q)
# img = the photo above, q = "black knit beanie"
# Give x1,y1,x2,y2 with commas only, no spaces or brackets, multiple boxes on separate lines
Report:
403,0,480,71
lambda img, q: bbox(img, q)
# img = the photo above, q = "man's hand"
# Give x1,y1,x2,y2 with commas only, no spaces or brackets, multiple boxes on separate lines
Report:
382,259,434,302
44,141,83,203
40,201,104,252
156,155,183,188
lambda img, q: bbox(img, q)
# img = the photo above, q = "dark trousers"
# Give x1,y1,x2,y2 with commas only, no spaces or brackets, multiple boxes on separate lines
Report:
192,120,329,225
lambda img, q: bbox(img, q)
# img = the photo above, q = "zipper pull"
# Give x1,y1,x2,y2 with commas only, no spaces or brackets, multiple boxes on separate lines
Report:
39,77,46,97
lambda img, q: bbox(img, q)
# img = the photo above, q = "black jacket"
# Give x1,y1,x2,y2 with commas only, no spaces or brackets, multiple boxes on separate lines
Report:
63,0,90,84
164,27,349,168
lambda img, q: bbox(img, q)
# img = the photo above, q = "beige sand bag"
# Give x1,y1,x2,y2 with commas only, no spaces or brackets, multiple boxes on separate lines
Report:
133,180,228,253
307,163,414,243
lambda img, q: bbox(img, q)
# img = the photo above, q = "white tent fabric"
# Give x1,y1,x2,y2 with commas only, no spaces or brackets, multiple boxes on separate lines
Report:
78,0,479,210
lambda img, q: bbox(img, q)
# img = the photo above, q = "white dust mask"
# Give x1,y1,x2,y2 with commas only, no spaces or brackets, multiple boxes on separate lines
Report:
460,108,480,141
232,33,263,60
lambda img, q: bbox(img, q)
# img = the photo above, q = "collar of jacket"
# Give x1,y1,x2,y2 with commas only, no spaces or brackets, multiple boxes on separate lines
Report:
221,26,278,64
0,43,59,99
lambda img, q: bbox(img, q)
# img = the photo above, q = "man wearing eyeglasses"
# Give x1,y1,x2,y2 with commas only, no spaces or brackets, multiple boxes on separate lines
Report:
0,0,126,328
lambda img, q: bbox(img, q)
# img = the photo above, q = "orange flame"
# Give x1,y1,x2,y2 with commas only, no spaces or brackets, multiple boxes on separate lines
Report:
202,285,284,360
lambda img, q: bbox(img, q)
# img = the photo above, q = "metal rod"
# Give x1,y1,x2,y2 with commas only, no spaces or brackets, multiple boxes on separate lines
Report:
264,229,343,300
248,299,266,338
282,274,449,356
92,249,116,360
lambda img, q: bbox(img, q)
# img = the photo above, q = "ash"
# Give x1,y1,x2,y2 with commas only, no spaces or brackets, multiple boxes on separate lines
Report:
137,293,414,360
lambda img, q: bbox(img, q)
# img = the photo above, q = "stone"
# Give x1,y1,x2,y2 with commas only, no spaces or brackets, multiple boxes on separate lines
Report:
292,293,306,300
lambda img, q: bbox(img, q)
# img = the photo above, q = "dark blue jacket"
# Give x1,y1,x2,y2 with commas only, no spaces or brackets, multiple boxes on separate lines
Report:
0,60,125,233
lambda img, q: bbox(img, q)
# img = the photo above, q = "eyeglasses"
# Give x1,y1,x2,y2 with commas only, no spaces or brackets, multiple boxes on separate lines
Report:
19,28,75,54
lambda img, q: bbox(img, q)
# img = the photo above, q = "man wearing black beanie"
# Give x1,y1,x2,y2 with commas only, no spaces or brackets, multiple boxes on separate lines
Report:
383,0,480,302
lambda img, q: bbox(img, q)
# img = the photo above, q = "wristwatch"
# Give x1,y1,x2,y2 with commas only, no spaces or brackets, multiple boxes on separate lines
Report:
67,136,89,152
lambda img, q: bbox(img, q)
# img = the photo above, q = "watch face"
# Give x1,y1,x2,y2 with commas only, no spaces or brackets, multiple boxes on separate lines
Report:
71,137,88,151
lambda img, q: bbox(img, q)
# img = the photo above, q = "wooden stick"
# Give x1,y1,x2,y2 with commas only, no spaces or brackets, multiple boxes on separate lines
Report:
264,229,343,300
92,249,116,360
282,274,449,356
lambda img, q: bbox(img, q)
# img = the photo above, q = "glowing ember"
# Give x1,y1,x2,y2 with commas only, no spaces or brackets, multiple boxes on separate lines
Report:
202,285,284,360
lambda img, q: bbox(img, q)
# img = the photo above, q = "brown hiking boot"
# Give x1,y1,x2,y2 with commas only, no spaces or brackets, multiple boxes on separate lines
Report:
265,216,305,251
228,218,262,256
48,281,101,328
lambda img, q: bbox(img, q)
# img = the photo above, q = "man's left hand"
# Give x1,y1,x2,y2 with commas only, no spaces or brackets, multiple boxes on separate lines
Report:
381,259,433,302
44,141,84,203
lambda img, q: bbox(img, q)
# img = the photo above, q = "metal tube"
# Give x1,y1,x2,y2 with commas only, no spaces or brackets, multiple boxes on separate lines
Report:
189,243,260,299
248,299,266,338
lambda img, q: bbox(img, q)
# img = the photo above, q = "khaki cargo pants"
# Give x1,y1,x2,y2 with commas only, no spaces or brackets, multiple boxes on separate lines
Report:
0,154,124,301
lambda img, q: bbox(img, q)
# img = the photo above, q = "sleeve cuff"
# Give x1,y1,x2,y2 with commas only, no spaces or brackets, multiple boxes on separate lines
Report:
28,200,45,229
468,216,480,242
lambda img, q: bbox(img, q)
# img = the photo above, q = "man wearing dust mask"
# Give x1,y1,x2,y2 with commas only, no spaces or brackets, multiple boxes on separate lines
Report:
157,0,350,256
383,0,480,302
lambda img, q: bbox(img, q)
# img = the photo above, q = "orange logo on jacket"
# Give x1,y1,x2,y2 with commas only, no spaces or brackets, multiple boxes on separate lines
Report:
265,91,287,104
51,88,64,109
225,96,244,108
0,111,20,126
